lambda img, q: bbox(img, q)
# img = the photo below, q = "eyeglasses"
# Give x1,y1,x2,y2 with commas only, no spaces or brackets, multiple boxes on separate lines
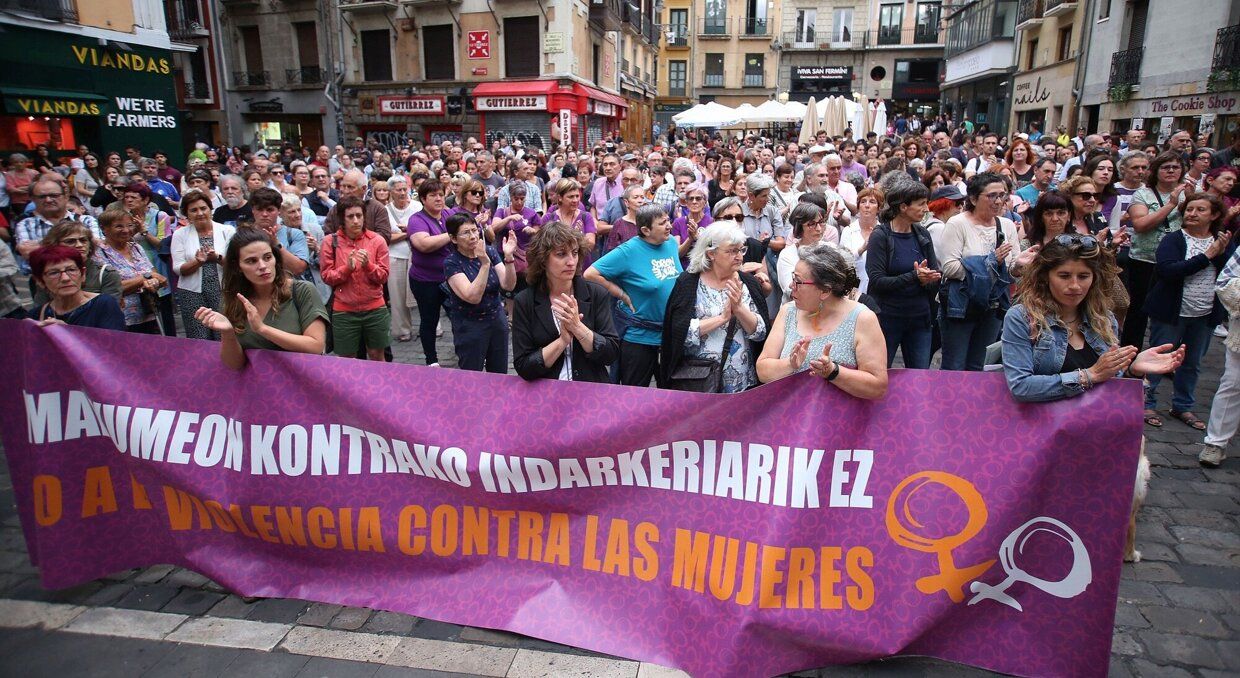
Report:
42,267,81,279
790,275,817,289
686,196,705,202
804,219,826,229
717,245,748,257
982,191,1009,201
718,214,745,223
59,237,90,246
33,193,64,200
1073,192,1100,201
1052,234,1100,256
1158,166,1182,173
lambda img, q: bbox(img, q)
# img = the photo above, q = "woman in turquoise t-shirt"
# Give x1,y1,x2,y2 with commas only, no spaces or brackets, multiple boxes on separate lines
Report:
585,203,683,387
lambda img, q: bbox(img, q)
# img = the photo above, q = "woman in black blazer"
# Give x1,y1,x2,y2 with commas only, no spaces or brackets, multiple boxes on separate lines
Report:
512,221,620,382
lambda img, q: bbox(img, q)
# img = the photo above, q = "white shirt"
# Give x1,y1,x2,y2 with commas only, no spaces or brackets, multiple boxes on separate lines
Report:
386,200,420,260
170,222,236,293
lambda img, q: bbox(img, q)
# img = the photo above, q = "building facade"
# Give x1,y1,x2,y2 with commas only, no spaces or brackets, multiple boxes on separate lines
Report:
1077,0,1240,146
164,0,229,148
941,0,1017,135
671,0,781,108
1008,0,1087,137
216,0,341,152
776,1,869,105
0,0,187,156
331,0,654,152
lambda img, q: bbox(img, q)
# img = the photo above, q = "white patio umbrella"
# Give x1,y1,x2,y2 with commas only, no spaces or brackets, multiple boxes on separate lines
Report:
856,94,871,137
672,101,742,128
818,96,849,137
753,99,797,123
798,96,819,145
724,103,760,129
872,100,888,138
783,100,807,120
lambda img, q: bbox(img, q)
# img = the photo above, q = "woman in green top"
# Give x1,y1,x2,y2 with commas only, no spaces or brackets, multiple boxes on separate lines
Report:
1123,151,1190,348
194,229,329,369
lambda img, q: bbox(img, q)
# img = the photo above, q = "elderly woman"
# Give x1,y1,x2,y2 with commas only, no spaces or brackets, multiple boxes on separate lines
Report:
35,219,122,306
193,229,328,369
671,182,713,260
94,206,167,334
756,243,887,399
840,187,884,293
385,175,418,342
866,180,941,369
777,202,837,303
1142,193,1234,429
1058,175,1109,235
171,189,235,339
661,222,770,393
512,222,619,382
585,204,683,387
936,172,1022,371
29,245,126,331
444,211,518,372
122,181,176,335
491,180,538,276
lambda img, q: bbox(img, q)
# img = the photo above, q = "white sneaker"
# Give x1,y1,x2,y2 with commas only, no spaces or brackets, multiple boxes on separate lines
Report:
436,319,445,337
1214,324,1229,338
1199,444,1226,467
427,362,440,368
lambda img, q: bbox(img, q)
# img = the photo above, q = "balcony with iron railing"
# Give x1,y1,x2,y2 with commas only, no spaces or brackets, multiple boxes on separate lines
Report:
233,70,271,88
1108,48,1142,89
1043,0,1076,18
665,25,689,47
944,0,1017,58
780,30,866,49
165,0,209,41
699,17,731,38
743,72,765,87
589,0,623,32
740,16,771,38
704,73,725,87
1016,0,1043,30
0,0,77,21
871,26,944,47
338,0,398,10
286,66,325,85
183,80,211,101
1209,24,1240,92
622,1,640,30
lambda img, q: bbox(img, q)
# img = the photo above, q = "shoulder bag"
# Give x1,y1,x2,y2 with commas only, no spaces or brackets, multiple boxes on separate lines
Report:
667,316,739,393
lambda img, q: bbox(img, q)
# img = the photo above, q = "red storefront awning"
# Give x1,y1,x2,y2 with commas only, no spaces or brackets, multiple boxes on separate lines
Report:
572,83,628,111
472,81,561,97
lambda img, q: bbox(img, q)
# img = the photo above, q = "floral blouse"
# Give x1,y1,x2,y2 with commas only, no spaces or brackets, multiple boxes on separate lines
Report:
95,241,156,326
684,280,768,393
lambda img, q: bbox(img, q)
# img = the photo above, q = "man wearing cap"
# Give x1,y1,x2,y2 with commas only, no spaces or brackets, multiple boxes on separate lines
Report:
794,145,831,187
740,173,789,317
350,137,372,167
1014,158,1057,207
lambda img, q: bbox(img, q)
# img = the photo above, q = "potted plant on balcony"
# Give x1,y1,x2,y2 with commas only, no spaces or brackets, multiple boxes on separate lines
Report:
1108,83,1133,103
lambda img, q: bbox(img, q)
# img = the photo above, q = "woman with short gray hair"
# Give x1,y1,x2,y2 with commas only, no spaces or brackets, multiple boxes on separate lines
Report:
757,242,888,399
661,223,769,392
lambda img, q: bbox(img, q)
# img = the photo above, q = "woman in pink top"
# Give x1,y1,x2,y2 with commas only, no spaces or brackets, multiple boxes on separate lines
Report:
320,195,390,360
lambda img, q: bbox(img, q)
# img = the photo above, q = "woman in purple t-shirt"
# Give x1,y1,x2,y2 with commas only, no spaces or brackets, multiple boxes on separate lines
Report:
407,179,453,366
492,181,539,310
542,178,597,265
671,182,714,262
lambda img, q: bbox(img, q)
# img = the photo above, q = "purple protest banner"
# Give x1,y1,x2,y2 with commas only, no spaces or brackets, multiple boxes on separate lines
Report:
0,320,1142,677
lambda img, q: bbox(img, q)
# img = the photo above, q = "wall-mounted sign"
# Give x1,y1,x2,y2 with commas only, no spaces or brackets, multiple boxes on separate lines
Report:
472,67,488,76
248,99,284,113
559,109,572,143
793,66,852,80
377,96,445,115
593,101,616,117
468,31,491,59
475,95,547,111
543,32,565,54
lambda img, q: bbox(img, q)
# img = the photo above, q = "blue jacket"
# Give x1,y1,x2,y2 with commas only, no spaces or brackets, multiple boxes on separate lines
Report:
1002,304,1120,402
942,252,1011,319
1144,230,1232,326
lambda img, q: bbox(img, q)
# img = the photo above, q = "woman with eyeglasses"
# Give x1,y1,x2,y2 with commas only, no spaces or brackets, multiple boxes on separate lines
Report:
660,222,769,393
777,203,836,303
95,205,167,334
1142,192,1234,429
1123,151,1191,348
671,182,713,261
28,245,126,331
756,242,887,399
1059,175,1110,235
34,219,121,307
937,172,1023,371
866,180,941,369
443,211,518,372
1186,148,1213,191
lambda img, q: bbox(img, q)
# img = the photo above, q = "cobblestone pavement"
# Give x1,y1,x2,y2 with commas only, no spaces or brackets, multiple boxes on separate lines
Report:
0,313,1236,677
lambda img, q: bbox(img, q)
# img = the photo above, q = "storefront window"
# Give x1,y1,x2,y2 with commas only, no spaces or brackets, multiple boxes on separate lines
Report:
0,116,78,152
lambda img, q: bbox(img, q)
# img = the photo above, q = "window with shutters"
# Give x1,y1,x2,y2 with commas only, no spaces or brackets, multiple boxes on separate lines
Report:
1057,26,1072,61
705,54,724,87
504,17,540,78
423,25,455,80
294,23,319,69
668,60,686,96
361,30,393,81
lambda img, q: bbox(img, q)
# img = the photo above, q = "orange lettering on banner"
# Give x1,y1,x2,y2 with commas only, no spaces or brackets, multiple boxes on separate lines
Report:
602,518,631,577
251,506,279,543
339,508,355,550
846,547,875,611
357,508,384,552
493,510,515,557
517,511,543,561
785,547,816,609
203,500,237,532
163,486,195,530
81,466,117,518
227,504,260,538
33,475,62,526
582,515,603,571
632,522,658,581
545,513,571,566
734,542,759,606
130,474,151,509
462,506,489,555
758,545,787,609
397,504,427,555
431,505,458,556
819,546,843,609
671,528,709,592
307,506,337,549
274,507,307,546
708,536,740,600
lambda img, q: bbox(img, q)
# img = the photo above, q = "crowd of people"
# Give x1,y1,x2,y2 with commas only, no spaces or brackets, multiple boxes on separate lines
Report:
2,119,1237,468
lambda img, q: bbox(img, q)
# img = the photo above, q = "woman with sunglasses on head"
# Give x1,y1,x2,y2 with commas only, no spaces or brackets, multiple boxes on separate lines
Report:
1002,235,1183,417
28,245,126,330
671,182,713,261
756,242,887,399
937,172,1023,371
1142,193,1234,429
661,222,769,393
35,219,122,306
1123,151,1191,349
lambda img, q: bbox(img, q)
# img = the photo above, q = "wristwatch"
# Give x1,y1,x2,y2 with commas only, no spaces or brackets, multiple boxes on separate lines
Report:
142,272,153,280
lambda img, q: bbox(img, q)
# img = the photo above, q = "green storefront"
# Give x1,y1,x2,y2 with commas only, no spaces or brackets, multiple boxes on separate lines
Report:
0,25,182,158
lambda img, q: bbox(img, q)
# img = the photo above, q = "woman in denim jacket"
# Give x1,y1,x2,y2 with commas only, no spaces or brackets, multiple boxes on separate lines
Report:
1002,235,1184,403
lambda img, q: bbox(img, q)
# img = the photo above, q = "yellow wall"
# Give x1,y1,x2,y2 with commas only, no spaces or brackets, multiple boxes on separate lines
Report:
77,0,134,32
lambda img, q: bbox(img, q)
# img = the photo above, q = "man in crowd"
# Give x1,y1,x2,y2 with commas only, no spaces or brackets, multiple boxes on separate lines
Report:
590,153,623,219
472,152,505,203
325,169,391,242
306,166,338,218
249,187,310,277
141,158,180,209
1057,134,1102,181
1014,158,1058,207
14,178,98,270
965,133,999,178
213,175,252,227
153,150,183,187
838,141,867,180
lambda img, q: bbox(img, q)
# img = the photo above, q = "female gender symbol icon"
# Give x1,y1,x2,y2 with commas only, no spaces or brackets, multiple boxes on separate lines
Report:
967,516,1092,612
885,471,996,603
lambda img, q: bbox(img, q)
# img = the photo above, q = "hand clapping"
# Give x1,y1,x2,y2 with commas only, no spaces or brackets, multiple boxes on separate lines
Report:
193,306,233,333
788,338,811,370
914,259,941,286
808,342,836,380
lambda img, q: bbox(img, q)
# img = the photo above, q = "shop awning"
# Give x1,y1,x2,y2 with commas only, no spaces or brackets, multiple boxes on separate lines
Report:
572,83,628,111
472,81,563,97
2,87,108,117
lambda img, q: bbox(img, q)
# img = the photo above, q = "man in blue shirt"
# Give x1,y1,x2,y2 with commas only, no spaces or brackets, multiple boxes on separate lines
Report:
141,158,180,209
1014,158,1057,207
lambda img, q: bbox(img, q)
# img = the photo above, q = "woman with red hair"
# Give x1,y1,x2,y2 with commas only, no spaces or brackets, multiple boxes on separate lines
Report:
29,245,125,330
1004,138,1036,189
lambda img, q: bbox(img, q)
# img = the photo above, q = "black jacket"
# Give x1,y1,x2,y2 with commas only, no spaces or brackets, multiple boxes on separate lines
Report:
511,278,620,383
659,271,770,388
1144,229,1234,326
865,221,941,312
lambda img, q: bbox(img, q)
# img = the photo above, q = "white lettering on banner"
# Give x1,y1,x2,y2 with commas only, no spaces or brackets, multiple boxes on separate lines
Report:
106,97,178,129
476,96,547,111
22,389,877,510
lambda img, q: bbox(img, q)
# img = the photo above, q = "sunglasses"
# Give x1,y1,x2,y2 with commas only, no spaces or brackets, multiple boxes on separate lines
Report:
467,190,484,196
1053,233,1100,255
718,214,745,223
1073,192,1100,201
